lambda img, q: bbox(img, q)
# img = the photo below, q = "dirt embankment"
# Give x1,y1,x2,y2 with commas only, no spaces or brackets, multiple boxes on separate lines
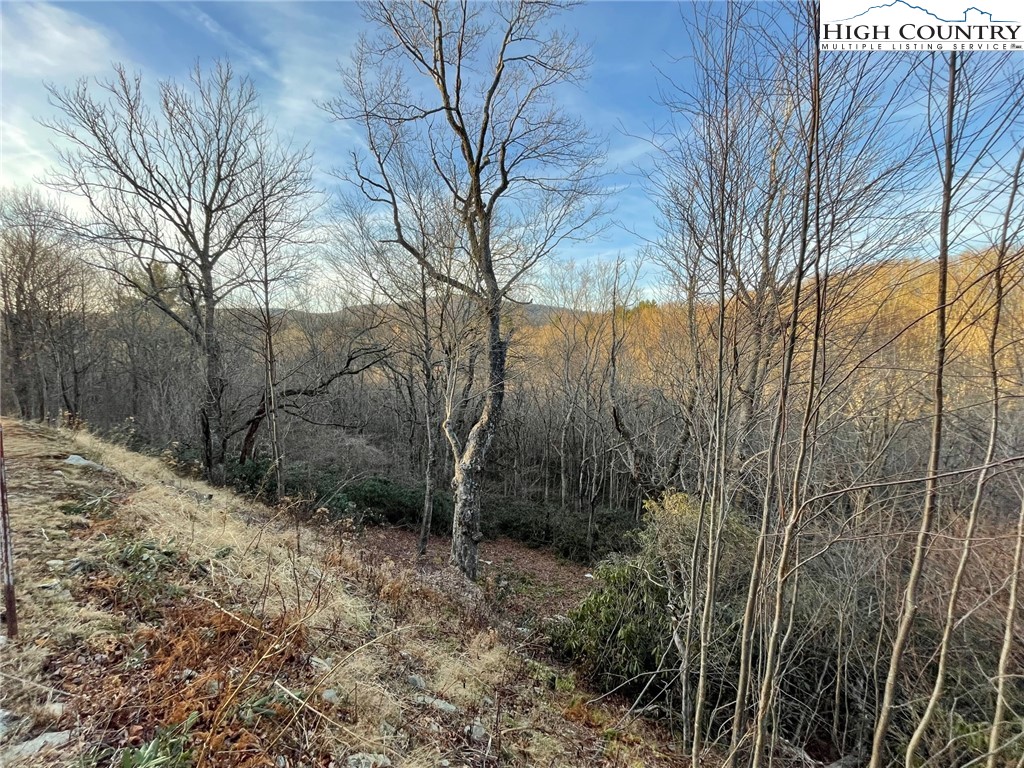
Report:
0,421,681,768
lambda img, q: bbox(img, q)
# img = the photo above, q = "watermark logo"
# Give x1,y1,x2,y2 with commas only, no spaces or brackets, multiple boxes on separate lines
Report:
819,0,1022,50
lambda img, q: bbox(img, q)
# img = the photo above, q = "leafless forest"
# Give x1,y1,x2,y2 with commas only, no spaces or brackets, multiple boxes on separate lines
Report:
2,2,1023,766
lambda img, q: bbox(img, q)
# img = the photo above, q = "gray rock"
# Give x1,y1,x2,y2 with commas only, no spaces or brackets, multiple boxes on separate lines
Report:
63,455,106,470
346,753,392,768
0,708,18,741
321,689,343,706
407,674,427,690
181,489,213,503
1,730,73,762
467,719,487,743
310,655,334,673
414,694,459,714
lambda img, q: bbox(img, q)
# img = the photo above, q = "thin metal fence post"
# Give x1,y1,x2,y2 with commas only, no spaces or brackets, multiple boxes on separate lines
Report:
0,424,17,639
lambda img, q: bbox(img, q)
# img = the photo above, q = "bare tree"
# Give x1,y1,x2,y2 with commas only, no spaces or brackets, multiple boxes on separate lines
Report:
870,51,1024,768
0,187,96,424
537,261,618,556
334,190,467,557
984,152,1024,768
44,60,314,483
234,153,320,496
324,0,604,579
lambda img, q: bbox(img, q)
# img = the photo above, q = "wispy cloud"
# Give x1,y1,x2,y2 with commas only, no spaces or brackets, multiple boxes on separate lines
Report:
0,2,128,188
164,3,274,77
605,138,654,172
1,2,120,79
231,3,366,185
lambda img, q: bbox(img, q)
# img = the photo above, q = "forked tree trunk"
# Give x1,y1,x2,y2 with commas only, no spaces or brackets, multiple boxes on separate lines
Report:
447,303,506,580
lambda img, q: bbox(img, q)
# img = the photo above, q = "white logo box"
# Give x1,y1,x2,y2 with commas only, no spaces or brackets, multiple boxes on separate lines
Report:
819,0,1023,51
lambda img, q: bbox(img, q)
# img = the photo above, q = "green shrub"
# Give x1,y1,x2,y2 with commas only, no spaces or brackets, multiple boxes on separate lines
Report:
108,540,185,621
225,457,278,497
344,477,424,525
480,493,640,563
550,493,859,755
898,706,1024,768
118,712,198,768
550,492,1022,764
289,470,454,534
549,551,672,700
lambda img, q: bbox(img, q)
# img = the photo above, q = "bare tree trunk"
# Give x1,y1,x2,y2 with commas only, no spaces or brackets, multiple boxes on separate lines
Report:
418,272,439,558
983,147,1024,768
331,1,601,580
447,304,506,580
750,16,823,763
45,61,314,486
869,52,957,768
450,461,482,579
266,331,283,496
906,134,1023,768
559,407,572,512
987,490,1024,768
418,416,436,557
0,425,17,639
201,282,227,485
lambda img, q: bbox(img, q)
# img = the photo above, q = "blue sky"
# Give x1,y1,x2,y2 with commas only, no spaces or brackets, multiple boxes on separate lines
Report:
1,1,691,266
3,1,1021,279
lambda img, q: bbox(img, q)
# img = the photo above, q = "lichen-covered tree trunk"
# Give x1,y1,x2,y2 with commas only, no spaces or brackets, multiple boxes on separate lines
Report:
447,304,506,580
450,461,483,580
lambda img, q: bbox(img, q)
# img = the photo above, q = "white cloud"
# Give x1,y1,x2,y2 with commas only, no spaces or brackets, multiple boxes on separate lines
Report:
0,2,119,79
1,2,128,189
0,112,54,186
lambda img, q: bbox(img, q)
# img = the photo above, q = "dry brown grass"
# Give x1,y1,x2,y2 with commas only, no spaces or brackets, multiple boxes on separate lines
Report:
1,421,681,768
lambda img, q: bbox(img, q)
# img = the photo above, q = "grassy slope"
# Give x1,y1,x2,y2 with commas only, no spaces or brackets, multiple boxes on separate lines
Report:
0,421,680,768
